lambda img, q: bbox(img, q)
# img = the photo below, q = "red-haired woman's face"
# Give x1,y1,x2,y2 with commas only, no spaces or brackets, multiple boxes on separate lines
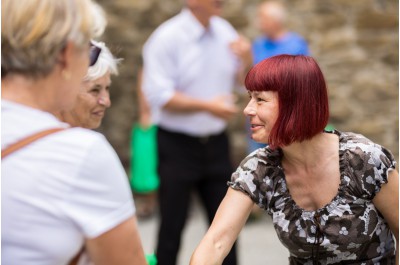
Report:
244,91,279,144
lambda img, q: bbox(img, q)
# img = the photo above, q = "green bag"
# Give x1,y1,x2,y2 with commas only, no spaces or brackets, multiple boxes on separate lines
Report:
145,253,158,265
130,124,159,193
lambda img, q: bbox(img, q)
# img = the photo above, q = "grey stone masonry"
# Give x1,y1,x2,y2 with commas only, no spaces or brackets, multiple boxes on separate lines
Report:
96,0,398,167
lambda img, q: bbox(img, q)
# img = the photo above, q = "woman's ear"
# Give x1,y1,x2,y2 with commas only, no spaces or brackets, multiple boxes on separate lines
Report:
58,41,80,80
57,41,76,77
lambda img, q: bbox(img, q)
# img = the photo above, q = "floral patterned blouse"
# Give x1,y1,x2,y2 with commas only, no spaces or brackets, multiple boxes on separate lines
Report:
228,130,397,265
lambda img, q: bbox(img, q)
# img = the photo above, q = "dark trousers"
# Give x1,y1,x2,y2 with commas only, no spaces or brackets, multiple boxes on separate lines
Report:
156,127,237,265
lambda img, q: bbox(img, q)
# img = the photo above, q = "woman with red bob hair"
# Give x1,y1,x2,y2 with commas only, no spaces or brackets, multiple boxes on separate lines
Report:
245,55,329,149
191,55,398,265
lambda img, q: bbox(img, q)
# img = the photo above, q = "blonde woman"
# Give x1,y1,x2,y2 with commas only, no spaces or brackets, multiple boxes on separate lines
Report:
1,1,147,264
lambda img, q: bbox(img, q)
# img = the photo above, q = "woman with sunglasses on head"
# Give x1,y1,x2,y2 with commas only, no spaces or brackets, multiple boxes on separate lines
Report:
1,1,147,264
190,55,398,265
57,40,118,130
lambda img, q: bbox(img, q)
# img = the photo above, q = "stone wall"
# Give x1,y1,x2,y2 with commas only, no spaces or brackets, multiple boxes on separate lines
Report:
96,0,398,167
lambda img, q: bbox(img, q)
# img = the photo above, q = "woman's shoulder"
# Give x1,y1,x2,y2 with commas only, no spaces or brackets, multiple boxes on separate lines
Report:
229,146,283,208
232,146,283,187
337,130,396,198
338,130,395,167
62,127,105,143
339,130,374,146
59,128,120,163
236,146,282,172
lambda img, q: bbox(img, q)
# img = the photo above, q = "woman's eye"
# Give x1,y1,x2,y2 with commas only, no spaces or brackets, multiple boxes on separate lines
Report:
256,97,264,102
89,89,100,94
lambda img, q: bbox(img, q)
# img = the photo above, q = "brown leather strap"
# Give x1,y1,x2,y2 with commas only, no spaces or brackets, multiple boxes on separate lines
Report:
2,128,65,159
68,247,85,265
2,127,84,263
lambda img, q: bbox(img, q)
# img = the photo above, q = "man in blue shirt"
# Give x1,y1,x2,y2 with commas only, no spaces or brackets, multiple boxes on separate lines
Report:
253,1,309,63
248,1,310,152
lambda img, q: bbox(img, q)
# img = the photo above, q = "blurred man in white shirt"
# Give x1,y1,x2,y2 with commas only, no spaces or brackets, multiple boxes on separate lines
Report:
142,0,252,264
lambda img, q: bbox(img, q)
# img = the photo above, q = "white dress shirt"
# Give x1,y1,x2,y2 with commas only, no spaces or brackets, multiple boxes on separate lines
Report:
142,9,241,137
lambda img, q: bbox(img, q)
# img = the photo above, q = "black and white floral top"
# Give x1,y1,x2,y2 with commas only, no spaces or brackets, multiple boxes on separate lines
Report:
228,130,397,265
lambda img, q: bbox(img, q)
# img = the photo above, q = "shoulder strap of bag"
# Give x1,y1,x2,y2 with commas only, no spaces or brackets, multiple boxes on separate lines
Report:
68,247,85,265
2,127,84,263
1,128,65,159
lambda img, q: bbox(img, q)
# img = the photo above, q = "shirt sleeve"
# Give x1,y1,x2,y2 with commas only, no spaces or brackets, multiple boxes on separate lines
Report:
352,143,397,200
63,136,136,239
369,144,397,196
142,31,176,115
228,150,271,209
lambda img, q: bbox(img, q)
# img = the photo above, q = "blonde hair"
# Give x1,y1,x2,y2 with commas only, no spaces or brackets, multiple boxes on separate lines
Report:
84,40,122,82
1,0,106,78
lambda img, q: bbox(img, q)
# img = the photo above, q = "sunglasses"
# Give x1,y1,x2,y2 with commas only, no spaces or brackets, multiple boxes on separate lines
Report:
89,42,102,66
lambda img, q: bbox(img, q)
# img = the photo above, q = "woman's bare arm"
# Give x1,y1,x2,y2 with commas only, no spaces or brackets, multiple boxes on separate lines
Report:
373,169,399,265
190,188,254,265
85,216,147,265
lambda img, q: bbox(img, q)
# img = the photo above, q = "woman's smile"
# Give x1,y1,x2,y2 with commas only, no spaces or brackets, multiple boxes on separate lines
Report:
244,91,279,143
250,123,264,131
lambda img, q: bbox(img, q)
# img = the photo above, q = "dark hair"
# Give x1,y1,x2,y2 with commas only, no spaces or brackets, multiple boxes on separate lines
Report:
244,55,329,148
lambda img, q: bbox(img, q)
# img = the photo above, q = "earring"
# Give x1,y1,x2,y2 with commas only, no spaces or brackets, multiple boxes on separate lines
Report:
61,70,71,80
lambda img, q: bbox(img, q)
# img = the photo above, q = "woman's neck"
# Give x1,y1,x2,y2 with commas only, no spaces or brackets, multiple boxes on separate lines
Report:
280,132,338,170
2,75,58,115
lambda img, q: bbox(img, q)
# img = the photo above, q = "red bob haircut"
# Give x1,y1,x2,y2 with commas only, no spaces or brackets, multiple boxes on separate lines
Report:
245,55,329,148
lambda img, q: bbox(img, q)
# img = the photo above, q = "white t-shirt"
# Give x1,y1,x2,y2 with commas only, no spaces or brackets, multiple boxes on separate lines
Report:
1,100,136,265
142,9,241,136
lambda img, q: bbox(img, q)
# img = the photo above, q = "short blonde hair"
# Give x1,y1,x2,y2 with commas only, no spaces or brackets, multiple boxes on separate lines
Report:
84,40,122,82
1,0,106,78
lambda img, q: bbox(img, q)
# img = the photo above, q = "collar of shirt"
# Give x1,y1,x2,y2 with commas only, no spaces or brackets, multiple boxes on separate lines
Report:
180,8,216,41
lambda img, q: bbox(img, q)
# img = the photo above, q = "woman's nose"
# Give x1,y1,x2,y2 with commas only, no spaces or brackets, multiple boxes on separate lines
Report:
243,101,256,116
98,92,111,108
